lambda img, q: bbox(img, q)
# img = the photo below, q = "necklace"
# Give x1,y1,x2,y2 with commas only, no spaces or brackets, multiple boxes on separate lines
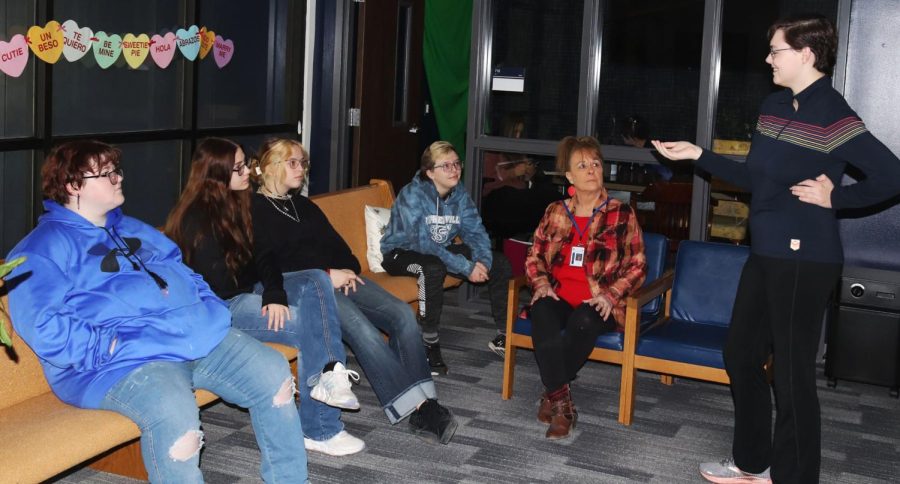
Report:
261,191,300,223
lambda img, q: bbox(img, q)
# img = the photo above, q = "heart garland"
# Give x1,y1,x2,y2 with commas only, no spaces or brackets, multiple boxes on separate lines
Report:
1,20,236,76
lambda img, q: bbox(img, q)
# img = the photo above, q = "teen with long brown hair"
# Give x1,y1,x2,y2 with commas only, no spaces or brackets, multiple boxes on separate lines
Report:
165,137,366,456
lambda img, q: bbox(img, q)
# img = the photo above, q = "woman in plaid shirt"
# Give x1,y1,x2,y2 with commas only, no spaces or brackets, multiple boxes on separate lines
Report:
525,135,646,440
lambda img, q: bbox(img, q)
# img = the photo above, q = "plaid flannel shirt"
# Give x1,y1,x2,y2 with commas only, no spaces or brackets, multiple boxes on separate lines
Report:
525,191,646,329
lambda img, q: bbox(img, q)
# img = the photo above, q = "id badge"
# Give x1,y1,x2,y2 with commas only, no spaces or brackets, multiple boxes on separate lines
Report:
569,245,585,267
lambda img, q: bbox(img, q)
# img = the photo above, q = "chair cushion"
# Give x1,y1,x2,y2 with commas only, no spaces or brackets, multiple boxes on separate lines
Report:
635,319,729,369
641,232,668,315
670,240,749,327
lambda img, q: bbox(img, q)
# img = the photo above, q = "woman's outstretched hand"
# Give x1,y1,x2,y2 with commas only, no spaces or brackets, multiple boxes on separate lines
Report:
791,174,834,208
651,140,703,161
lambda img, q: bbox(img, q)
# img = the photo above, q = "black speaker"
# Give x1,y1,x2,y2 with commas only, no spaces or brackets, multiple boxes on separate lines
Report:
825,267,900,397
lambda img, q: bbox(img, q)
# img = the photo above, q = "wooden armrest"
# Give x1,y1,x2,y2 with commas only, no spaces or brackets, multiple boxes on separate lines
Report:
505,275,528,335
623,269,675,353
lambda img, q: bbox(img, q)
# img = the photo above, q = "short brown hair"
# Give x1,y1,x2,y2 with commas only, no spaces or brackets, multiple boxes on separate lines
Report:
42,140,121,205
556,136,603,172
419,141,457,181
768,14,837,76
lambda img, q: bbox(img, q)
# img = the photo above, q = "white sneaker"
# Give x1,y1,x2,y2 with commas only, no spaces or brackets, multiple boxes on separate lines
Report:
304,430,366,456
310,362,361,410
700,458,772,483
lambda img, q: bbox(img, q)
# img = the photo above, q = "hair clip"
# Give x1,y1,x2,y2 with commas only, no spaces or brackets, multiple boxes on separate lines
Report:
255,166,262,175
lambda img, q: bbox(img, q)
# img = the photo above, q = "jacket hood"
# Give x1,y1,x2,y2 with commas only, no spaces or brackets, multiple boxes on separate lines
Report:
41,200,124,229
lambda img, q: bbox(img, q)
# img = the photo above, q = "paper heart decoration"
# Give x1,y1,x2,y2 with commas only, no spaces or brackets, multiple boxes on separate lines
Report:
0,34,29,77
61,20,93,62
27,21,64,64
122,33,150,69
149,32,177,69
176,25,201,61
213,35,234,68
92,32,122,69
199,27,215,59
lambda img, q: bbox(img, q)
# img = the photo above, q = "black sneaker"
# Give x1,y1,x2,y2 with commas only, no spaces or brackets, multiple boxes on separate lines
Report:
424,342,449,375
409,399,458,444
488,333,506,358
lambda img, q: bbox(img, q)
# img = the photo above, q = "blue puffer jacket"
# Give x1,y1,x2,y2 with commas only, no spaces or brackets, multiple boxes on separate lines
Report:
380,173,492,276
6,201,231,409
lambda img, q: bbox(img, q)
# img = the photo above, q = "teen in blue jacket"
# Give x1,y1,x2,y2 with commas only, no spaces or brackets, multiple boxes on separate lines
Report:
381,141,512,374
6,140,308,483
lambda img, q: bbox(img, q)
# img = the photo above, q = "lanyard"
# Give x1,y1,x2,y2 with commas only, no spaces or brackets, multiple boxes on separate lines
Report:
563,198,609,244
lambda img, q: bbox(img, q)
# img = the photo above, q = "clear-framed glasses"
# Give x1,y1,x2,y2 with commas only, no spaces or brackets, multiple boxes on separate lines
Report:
768,47,796,58
232,160,248,175
83,167,124,185
433,160,463,173
280,158,309,170
574,160,602,171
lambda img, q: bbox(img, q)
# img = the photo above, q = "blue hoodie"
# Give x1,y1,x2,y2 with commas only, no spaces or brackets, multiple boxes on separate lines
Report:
6,201,231,409
380,173,492,276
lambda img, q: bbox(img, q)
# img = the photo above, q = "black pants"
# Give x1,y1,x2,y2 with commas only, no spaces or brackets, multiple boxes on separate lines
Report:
725,253,840,484
381,244,512,342
530,297,617,391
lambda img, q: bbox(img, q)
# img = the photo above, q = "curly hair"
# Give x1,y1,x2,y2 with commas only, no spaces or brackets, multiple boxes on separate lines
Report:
556,136,603,173
42,140,121,205
164,138,252,279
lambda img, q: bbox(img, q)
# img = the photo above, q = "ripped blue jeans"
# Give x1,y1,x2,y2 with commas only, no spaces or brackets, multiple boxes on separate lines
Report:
100,328,308,483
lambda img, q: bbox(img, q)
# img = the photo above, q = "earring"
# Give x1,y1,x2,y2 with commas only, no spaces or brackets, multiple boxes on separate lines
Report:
77,194,80,210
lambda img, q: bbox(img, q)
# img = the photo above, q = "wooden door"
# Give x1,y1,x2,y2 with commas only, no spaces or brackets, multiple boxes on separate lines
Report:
351,0,425,191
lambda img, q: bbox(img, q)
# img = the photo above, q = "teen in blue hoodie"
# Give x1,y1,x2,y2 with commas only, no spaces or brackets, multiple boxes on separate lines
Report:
6,140,308,483
381,141,512,374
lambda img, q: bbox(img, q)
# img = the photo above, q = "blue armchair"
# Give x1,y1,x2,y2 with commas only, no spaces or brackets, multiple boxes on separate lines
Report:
618,240,750,425
501,232,668,425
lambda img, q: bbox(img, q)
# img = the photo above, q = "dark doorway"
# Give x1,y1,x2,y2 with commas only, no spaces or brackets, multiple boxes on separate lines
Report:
351,0,425,191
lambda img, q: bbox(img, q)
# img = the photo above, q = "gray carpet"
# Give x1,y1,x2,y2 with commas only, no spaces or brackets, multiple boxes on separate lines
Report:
56,288,900,483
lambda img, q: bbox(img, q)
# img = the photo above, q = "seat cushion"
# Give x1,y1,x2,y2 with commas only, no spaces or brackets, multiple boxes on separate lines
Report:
635,319,729,369
361,271,462,304
670,241,750,327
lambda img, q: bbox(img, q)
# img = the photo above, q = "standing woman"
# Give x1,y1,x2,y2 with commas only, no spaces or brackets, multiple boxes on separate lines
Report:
252,138,458,444
653,14,900,483
165,138,365,456
525,135,646,440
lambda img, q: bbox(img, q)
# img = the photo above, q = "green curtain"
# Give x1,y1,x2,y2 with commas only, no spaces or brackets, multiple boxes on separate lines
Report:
423,0,472,159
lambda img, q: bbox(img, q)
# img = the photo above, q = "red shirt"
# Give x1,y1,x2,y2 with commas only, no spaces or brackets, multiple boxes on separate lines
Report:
551,216,592,308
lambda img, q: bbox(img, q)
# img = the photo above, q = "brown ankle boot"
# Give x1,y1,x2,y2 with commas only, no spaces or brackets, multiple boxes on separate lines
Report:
545,393,577,440
538,393,552,424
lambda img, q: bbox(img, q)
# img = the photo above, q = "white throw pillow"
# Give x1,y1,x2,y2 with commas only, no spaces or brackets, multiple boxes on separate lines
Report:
364,205,391,273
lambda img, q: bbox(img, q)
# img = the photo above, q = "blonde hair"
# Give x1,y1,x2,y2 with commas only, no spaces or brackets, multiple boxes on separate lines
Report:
419,141,458,180
254,138,308,192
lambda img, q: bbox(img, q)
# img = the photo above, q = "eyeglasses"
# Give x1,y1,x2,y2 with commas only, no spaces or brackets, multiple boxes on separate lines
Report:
279,158,309,170
573,160,602,171
433,161,462,173
768,47,796,58
232,161,248,175
83,167,124,185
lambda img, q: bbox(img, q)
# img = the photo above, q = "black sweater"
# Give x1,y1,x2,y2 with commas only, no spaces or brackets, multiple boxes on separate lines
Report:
252,192,362,274
179,206,287,306
696,76,900,263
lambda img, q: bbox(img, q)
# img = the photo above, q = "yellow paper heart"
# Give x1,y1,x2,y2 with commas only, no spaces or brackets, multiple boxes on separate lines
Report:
199,27,215,59
27,21,64,64
122,33,150,69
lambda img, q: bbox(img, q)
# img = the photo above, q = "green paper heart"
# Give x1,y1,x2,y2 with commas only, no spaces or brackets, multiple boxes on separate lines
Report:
92,31,122,69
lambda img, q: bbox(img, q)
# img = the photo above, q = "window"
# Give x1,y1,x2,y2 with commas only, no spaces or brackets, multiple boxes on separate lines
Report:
0,0,36,139
487,0,583,140
594,0,705,146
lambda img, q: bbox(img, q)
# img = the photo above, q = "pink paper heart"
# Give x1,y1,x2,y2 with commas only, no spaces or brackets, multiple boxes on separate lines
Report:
0,34,30,78
149,32,177,69
213,35,234,68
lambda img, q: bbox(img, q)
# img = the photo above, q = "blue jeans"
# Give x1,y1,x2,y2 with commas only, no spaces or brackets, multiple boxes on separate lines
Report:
100,328,307,483
337,277,435,423
229,269,347,441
